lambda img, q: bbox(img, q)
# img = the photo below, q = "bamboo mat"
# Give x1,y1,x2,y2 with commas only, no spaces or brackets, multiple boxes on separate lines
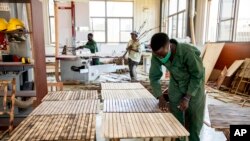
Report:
208,105,250,129
101,89,155,99
103,99,168,113
30,100,99,115
102,113,189,139
9,114,96,141
42,90,98,101
101,83,145,90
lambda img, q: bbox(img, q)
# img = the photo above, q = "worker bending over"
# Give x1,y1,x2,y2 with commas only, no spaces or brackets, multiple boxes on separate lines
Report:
149,33,205,141
127,31,142,82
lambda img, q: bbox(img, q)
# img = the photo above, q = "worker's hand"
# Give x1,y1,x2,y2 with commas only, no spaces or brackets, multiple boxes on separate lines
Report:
127,45,133,50
178,95,191,111
158,95,167,110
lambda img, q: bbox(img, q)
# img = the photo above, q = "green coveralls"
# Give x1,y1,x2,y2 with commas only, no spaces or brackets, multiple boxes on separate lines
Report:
149,39,205,141
85,40,100,65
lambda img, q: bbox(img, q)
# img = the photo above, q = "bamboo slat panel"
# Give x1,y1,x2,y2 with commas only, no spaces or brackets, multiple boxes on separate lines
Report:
208,105,250,129
103,99,168,113
42,90,98,101
30,100,99,115
102,113,189,139
101,89,155,99
9,114,96,141
101,83,145,90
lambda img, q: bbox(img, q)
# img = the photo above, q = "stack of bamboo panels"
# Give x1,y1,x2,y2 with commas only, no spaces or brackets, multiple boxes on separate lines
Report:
102,89,154,99
103,99,162,113
102,113,189,139
9,114,96,141
30,100,99,115
101,83,145,90
9,90,99,140
42,90,98,101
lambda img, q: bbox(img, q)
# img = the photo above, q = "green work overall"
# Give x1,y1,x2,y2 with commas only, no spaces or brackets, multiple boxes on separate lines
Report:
85,40,100,65
149,39,205,141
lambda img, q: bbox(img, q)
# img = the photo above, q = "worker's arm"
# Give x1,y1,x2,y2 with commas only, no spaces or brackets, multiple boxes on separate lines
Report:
130,44,141,52
149,54,163,98
185,48,204,97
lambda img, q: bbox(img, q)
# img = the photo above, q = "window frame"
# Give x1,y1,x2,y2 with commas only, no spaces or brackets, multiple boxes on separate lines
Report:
48,0,55,44
167,0,187,39
90,0,134,43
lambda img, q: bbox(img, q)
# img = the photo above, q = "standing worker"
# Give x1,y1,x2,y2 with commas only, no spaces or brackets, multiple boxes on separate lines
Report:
76,33,99,65
126,31,142,82
149,33,205,141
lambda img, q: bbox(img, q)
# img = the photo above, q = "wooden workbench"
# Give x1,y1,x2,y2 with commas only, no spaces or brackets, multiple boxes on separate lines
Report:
9,114,96,141
101,83,145,90
103,99,167,113
42,90,98,101
101,89,155,99
102,113,189,140
30,100,99,115
208,105,250,140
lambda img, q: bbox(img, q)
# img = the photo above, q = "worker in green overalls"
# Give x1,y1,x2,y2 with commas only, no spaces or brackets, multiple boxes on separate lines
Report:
149,33,205,141
77,33,100,65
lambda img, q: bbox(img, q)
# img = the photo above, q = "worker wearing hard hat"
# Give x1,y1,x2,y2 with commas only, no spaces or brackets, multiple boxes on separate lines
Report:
127,31,142,82
149,33,205,141
0,18,25,32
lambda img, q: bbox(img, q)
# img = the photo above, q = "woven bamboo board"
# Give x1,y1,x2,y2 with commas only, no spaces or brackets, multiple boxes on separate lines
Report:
101,83,145,90
101,89,155,99
102,113,189,139
30,100,99,115
103,99,167,113
208,105,250,129
42,90,98,101
9,114,96,141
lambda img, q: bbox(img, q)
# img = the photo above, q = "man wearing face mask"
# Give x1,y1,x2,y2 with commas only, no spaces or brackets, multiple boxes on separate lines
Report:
149,33,205,141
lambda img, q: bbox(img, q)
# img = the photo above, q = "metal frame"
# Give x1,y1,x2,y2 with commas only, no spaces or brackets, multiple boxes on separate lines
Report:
90,0,134,43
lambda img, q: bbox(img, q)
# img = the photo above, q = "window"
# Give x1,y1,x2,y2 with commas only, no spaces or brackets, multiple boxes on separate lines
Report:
90,1,133,43
167,0,187,38
206,0,250,42
48,0,55,44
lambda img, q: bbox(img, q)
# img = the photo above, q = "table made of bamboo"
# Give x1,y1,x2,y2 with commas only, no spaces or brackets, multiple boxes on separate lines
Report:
9,114,96,141
30,100,99,116
42,90,98,101
102,113,189,140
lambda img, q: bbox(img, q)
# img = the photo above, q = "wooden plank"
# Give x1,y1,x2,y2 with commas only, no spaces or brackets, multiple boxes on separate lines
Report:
226,60,244,77
216,66,227,88
202,43,225,83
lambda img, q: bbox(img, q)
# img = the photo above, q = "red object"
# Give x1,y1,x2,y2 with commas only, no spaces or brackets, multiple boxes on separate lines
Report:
12,55,20,62
0,33,8,50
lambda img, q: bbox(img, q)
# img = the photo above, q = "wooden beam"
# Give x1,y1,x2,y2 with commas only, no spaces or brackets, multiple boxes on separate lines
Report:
30,0,48,104
54,1,60,82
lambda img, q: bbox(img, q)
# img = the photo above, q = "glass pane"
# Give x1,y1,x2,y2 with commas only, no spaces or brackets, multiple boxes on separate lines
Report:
121,32,131,42
206,0,219,42
107,2,133,17
89,1,105,17
120,19,133,31
93,31,105,42
169,0,177,15
108,19,120,42
49,0,54,16
50,17,55,43
177,13,184,38
236,0,250,41
168,17,173,37
172,15,177,38
178,0,186,11
221,0,234,19
218,20,232,41
90,18,105,31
